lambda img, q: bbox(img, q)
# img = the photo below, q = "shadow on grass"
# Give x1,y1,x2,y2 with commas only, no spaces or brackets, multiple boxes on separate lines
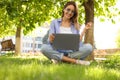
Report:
0,56,52,66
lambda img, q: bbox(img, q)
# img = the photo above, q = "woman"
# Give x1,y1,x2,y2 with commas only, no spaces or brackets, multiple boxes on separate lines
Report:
41,1,93,65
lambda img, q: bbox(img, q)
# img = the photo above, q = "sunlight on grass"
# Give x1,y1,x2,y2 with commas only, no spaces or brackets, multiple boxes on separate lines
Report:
0,55,120,80
85,66,120,80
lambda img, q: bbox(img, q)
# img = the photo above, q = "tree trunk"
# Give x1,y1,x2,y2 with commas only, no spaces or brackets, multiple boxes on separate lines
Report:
83,0,94,60
15,27,22,55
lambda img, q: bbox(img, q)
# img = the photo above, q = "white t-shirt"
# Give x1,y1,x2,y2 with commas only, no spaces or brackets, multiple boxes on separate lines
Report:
60,26,72,34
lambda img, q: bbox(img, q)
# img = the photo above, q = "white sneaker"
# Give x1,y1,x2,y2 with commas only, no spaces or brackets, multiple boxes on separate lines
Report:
51,59,58,64
76,60,90,65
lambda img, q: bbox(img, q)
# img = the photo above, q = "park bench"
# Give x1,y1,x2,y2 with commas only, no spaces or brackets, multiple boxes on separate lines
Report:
1,39,15,51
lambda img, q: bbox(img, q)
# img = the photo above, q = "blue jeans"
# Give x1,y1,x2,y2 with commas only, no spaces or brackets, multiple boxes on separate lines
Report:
41,43,93,61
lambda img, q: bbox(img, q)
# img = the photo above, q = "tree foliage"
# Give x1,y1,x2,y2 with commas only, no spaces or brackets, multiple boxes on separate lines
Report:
0,0,63,37
94,0,120,23
0,0,119,37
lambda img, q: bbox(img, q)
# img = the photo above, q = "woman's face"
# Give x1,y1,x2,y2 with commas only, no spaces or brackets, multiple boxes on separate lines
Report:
63,5,75,20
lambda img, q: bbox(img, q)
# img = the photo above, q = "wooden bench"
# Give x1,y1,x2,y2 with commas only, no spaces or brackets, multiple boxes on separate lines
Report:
1,39,15,51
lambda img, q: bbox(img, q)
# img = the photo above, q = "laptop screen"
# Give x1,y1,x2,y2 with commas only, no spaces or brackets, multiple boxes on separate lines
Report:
52,34,80,51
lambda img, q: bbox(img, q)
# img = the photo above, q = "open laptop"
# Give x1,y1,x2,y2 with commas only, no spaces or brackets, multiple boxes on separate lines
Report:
52,34,80,51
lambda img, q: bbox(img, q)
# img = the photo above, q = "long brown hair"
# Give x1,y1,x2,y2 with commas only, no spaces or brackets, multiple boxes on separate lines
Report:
62,1,80,30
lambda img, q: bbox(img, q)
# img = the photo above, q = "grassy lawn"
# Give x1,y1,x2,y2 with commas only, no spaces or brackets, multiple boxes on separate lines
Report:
0,54,120,80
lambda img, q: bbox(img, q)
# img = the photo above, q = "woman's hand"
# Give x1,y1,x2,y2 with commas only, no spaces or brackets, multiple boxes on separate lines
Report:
85,22,92,30
49,34,55,43
80,22,92,41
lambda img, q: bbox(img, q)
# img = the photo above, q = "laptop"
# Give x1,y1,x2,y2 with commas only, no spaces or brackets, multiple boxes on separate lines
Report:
52,34,80,51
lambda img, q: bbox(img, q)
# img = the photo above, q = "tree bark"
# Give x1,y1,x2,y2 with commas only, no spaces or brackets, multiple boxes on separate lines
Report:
83,0,94,45
83,0,94,60
15,26,22,55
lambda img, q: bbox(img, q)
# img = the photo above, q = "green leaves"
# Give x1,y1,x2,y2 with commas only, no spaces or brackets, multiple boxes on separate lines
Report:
0,0,119,37
95,0,119,23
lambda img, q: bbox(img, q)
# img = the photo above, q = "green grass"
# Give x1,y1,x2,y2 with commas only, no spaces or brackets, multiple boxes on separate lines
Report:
0,55,120,80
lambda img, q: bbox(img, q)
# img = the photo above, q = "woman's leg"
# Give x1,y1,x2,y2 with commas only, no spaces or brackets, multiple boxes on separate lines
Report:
62,56,90,65
68,43,93,60
41,44,76,63
41,44,64,61
41,44,91,65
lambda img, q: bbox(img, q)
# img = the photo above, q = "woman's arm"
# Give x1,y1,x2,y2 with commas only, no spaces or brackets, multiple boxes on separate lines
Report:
80,28,87,41
49,34,55,43
80,22,92,41
49,20,56,43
